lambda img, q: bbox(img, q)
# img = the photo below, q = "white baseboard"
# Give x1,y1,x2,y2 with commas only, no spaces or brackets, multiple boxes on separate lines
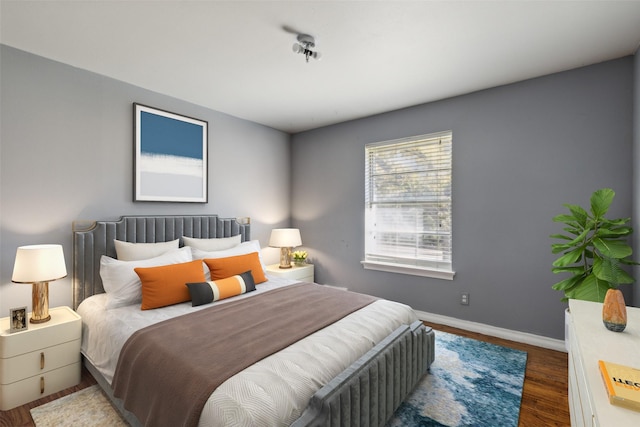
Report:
415,309,567,353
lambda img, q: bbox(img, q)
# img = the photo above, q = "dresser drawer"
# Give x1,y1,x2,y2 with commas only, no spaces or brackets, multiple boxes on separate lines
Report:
0,362,81,410
0,339,80,384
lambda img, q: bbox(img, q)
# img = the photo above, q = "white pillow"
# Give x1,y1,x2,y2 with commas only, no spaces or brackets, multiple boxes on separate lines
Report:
191,240,266,280
101,246,193,309
182,235,241,251
114,239,180,261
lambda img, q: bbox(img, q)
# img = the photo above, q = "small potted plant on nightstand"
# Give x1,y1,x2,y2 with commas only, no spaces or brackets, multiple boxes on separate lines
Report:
292,250,308,266
551,188,637,333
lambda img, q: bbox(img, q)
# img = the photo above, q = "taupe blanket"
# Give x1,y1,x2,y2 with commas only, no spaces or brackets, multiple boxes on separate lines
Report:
111,283,377,427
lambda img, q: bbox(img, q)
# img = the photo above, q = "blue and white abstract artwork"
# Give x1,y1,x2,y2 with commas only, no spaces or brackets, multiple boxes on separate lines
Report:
135,104,208,202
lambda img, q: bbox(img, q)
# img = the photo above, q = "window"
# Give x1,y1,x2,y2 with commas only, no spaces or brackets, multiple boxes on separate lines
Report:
363,131,454,280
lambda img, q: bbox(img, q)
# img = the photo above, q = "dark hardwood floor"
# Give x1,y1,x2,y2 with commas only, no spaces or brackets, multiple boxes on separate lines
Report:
0,324,570,427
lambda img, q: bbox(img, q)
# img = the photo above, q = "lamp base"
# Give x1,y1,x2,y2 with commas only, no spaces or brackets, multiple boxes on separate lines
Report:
30,281,51,324
279,247,292,269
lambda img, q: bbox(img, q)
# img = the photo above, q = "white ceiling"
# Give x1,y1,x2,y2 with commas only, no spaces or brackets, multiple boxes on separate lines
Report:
2,1,640,133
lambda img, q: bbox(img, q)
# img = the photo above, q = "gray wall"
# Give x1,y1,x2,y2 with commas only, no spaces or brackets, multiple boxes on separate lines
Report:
291,57,635,340
0,45,290,314
1,44,636,341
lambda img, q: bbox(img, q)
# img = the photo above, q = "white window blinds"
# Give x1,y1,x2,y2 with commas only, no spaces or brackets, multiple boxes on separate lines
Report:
364,131,453,277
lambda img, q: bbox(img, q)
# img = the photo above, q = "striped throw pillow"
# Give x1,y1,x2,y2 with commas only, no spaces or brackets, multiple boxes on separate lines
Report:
186,271,256,307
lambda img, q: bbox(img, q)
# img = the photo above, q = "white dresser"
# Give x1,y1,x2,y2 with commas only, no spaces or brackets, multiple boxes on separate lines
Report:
0,306,81,410
568,299,640,426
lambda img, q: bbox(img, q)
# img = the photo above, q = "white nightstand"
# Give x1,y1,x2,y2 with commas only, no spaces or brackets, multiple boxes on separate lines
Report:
0,306,81,410
266,263,314,282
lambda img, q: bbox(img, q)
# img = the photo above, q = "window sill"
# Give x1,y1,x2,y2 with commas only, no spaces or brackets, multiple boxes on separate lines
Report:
361,261,455,280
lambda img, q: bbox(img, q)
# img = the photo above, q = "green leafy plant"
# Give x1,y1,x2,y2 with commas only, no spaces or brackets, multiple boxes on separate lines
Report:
551,188,636,302
292,250,307,261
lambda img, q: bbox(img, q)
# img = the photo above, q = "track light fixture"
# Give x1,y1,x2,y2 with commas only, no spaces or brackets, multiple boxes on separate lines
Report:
292,34,321,62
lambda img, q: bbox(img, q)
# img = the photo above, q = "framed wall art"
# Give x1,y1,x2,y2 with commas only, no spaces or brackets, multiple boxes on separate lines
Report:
134,103,208,203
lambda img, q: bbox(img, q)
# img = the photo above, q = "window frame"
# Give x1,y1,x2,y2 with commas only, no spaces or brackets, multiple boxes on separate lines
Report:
362,131,455,280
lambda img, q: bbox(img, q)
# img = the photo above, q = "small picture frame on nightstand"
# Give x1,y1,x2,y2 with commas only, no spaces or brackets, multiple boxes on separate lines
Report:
9,307,28,333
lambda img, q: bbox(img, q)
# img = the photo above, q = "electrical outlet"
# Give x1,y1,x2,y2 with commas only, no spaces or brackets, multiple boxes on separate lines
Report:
460,292,470,305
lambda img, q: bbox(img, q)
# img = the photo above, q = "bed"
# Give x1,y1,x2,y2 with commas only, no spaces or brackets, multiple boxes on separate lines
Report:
72,215,435,426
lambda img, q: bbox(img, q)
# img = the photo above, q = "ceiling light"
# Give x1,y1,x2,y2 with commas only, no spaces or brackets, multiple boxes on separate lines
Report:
292,34,321,62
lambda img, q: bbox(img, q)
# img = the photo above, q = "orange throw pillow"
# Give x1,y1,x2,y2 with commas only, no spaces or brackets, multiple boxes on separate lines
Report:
203,252,267,284
135,259,206,310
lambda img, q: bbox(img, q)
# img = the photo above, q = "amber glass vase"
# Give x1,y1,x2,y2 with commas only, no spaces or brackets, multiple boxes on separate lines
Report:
602,288,627,332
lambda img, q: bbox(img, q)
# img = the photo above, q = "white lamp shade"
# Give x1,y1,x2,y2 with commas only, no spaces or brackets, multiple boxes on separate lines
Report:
12,244,67,283
269,228,302,248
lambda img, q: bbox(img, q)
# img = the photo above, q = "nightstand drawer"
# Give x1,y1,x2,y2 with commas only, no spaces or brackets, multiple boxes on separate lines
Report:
0,362,81,410
266,263,314,282
0,339,81,384
0,307,81,358
284,270,314,282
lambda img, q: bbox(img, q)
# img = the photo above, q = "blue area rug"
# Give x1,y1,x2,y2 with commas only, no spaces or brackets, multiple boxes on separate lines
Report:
387,331,527,427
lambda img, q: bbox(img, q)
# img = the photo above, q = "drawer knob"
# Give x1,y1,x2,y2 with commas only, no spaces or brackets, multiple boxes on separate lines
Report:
40,376,45,394
40,352,45,370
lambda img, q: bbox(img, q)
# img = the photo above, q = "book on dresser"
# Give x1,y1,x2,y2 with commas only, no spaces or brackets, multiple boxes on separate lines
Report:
599,360,640,412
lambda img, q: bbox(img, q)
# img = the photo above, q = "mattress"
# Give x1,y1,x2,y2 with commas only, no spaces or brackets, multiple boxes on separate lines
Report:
77,275,420,426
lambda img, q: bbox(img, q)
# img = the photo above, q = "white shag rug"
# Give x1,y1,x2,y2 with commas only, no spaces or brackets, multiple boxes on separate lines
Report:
30,385,128,427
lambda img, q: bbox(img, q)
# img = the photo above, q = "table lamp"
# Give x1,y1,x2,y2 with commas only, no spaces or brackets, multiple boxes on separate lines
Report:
12,244,67,323
269,228,302,269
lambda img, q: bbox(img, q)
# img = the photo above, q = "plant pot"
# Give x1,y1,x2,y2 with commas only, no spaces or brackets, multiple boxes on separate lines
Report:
602,288,627,332
294,260,306,266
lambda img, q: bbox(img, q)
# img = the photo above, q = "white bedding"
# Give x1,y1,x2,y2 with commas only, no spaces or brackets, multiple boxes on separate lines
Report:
77,275,419,426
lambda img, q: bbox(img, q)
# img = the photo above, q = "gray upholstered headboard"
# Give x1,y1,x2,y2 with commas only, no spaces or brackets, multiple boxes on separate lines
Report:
72,215,250,310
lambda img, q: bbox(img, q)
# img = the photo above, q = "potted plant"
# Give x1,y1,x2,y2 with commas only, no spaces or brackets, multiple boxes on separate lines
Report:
292,250,308,266
551,188,636,334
